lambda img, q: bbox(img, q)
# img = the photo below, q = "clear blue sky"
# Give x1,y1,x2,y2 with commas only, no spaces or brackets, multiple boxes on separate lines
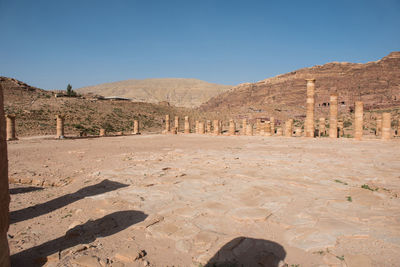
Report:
0,0,399,90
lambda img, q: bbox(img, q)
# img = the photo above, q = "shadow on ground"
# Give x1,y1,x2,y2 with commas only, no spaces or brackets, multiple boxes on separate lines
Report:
11,210,147,266
205,237,286,267
10,186,43,194
10,179,128,223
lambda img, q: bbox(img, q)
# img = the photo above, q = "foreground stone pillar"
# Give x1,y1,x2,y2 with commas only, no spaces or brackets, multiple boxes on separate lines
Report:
264,121,271,136
382,112,391,140
206,120,212,133
329,94,338,138
213,120,220,135
319,117,326,137
338,120,344,137
0,83,11,267
270,117,275,135
305,79,316,137
229,119,236,135
285,119,293,137
165,115,170,133
174,116,179,133
133,120,140,135
99,128,106,136
195,120,199,134
219,120,223,134
184,116,190,134
398,119,400,136
56,115,65,139
5,114,16,141
294,127,302,137
354,101,363,140
246,124,253,136
276,127,283,136
376,115,382,137
198,122,205,134
242,119,247,135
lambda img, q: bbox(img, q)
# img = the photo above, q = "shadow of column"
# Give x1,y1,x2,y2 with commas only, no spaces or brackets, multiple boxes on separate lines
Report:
205,237,286,267
10,179,128,223
11,210,147,266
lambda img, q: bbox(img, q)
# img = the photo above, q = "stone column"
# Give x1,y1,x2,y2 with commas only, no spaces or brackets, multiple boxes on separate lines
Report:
56,114,65,139
133,120,140,135
5,114,16,141
242,119,247,135
99,128,106,136
305,79,316,137
229,119,236,135
198,122,205,134
329,94,338,138
195,120,199,134
382,113,391,140
270,117,275,135
354,101,363,140
285,119,293,137
338,120,344,137
219,120,223,134
184,116,190,134
294,127,302,137
174,116,179,133
0,83,11,266
256,119,261,135
319,117,326,137
376,115,382,137
165,115,170,133
264,121,271,136
213,120,220,135
398,119,400,136
206,120,212,133
276,128,283,136
246,124,253,136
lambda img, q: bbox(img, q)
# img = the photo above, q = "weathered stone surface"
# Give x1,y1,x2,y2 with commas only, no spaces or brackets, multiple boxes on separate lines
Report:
345,254,372,267
56,114,65,138
71,255,102,267
354,101,363,140
305,79,316,137
114,247,146,263
229,207,271,221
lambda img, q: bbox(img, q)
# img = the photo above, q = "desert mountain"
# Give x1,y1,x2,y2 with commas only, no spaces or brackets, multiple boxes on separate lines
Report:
77,78,231,108
200,52,400,125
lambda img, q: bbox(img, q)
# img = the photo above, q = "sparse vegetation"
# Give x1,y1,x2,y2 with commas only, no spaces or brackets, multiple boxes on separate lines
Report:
361,184,378,191
334,179,348,185
346,196,352,202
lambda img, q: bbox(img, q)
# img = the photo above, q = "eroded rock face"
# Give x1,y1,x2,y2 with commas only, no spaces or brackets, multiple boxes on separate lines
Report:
200,52,400,120
0,83,10,266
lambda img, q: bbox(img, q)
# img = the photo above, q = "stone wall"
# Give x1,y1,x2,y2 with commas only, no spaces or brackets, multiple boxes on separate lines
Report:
0,83,10,266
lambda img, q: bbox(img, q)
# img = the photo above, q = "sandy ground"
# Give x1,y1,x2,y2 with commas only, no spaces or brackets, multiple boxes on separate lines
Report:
6,134,400,267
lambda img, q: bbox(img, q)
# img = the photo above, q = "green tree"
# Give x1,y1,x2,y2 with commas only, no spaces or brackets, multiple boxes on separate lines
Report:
66,84,76,97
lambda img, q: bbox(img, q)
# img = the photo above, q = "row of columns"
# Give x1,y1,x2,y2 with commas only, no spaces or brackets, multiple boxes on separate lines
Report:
5,115,141,140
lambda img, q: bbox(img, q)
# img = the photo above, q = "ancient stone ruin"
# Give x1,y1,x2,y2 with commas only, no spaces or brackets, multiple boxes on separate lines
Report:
229,119,236,135
5,114,17,141
329,94,338,138
354,101,363,140
184,116,190,134
133,120,140,135
382,112,392,140
56,115,65,139
305,79,315,138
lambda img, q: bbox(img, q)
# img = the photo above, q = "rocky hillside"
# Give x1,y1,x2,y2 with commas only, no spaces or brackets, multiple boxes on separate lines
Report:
200,52,400,129
0,77,207,137
77,78,231,108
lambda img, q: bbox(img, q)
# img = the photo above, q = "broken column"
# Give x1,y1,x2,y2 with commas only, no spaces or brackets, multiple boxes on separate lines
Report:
0,83,11,267
174,116,179,133
354,101,363,140
270,117,275,135
338,120,344,137
242,119,247,135
376,115,382,137
319,117,326,137
56,114,65,139
285,119,293,137
329,93,338,138
195,120,199,134
184,116,190,134
5,114,17,141
165,115,170,133
381,112,391,140
246,124,253,136
213,120,220,135
133,120,140,135
99,128,106,136
198,122,205,134
256,119,261,135
229,119,236,135
305,79,316,137
264,121,271,136
276,127,283,136
206,120,212,133
398,119,400,136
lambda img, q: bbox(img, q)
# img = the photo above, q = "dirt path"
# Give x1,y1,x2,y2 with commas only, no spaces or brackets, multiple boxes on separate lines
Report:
7,134,400,266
